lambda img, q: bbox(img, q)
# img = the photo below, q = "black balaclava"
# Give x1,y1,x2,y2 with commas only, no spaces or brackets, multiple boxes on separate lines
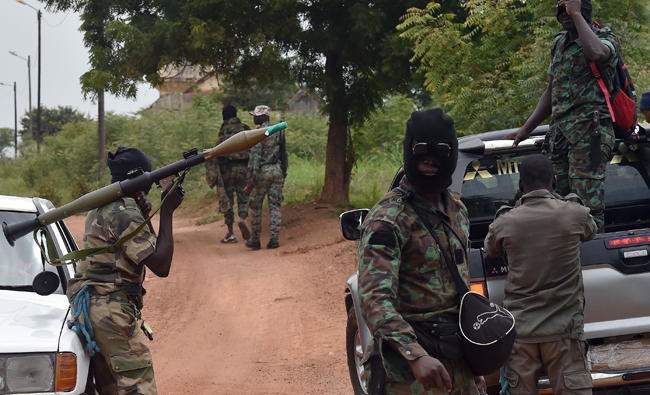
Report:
107,147,152,192
222,105,237,121
556,0,592,24
403,108,458,194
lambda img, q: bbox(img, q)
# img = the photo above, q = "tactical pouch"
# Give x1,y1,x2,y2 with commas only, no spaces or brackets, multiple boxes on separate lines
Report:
409,320,464,361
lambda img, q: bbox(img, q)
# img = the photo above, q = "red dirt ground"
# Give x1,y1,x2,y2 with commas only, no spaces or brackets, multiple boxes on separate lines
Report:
65,202,356,394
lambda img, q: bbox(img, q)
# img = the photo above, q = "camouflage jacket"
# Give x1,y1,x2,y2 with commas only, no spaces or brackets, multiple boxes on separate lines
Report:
218,117,250,163
549,26,621,144
358,178,471,365
67,197,156,298
248,121,288,181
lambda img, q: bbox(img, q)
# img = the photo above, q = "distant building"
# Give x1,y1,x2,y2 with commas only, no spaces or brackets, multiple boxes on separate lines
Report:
285,88,323,114
151,65,221,110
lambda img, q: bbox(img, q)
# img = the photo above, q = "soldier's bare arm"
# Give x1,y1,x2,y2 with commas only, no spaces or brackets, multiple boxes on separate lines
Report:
141,184,184,277
560,0,611,62
512,78,552,147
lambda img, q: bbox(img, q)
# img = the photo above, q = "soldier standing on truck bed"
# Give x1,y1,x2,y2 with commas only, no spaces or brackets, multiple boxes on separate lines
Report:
484,154,597,395
213,105,252,243
358,108,486,394
513,0,621,232
66,147,184,394
245,105,288,250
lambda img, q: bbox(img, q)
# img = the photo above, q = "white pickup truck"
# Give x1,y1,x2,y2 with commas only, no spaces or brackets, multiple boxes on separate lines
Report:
0,195,90,394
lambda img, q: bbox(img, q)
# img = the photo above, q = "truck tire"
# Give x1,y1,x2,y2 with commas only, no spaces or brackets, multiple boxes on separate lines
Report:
346,308,370,395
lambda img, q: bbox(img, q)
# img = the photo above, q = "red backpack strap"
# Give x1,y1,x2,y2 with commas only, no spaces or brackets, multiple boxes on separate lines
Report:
588,61,616,122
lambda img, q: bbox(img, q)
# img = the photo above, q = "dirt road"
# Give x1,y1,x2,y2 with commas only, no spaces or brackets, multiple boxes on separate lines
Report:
66,203,355,394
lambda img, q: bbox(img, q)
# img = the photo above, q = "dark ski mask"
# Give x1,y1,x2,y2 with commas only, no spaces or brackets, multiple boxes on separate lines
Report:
403,108,458,194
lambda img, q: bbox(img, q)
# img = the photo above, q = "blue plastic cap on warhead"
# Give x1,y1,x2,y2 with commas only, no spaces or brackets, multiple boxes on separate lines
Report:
265,121,288,136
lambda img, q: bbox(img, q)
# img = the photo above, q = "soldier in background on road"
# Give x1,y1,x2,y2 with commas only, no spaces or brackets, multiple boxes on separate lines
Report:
211,105,251,243
358,109,485,394
513,0,621,231
641,92,650,123
66,147,184,394
245,105,288,250
484,154,597,395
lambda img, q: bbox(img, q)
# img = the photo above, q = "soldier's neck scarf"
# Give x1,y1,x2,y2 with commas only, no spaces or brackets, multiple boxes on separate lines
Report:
403,108,458,194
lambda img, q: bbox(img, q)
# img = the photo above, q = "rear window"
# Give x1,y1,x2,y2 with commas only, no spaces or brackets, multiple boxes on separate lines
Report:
460,152,650,220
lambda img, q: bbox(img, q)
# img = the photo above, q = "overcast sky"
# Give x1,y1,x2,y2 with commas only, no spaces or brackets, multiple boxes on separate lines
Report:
0,0,159,130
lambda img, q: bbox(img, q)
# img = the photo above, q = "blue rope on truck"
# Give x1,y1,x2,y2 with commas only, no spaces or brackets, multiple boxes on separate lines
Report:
67,285,100,357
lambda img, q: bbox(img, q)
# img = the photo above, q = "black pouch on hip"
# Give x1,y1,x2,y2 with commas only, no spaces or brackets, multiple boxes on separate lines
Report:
410,320,464,361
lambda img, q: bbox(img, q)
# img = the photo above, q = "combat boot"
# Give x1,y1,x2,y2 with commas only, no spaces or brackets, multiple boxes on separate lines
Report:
221,232,237,243
245,239,261,250
266,238,280,249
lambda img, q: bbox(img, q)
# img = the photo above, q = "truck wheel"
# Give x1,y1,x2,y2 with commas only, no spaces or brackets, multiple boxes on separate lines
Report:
346,308,370,395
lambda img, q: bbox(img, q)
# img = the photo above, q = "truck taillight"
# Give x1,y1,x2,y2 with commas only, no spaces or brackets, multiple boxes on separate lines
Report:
55,353,76,392
606,235,650,248
470,282,487,297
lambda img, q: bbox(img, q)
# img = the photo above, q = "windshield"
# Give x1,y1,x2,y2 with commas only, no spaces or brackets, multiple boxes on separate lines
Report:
0,211,63,293
460,150,650,233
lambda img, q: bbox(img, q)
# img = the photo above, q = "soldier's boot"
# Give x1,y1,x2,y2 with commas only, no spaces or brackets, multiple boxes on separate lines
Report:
238,220,251,241
245,239,261,250
221,232,237,243
266,238,279,249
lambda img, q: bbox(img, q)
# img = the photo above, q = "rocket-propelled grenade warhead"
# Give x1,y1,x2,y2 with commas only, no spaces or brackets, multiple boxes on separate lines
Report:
3,121,288,245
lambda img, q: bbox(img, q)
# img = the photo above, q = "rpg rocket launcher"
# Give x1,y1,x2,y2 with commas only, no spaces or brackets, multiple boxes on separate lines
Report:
3,121,288,246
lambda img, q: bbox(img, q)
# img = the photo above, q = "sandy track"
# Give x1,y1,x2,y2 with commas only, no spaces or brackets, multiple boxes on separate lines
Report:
65,203,355,394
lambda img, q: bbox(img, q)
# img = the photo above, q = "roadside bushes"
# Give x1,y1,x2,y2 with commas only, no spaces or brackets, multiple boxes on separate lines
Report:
0,93,439,211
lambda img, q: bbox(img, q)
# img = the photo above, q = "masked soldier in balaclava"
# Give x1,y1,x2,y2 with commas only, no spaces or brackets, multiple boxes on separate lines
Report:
357,109,485,394
67,147,184,394
513,0,620,232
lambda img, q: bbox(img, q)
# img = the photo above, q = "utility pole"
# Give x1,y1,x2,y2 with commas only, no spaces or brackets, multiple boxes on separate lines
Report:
13,82,17,157
8,52,32,143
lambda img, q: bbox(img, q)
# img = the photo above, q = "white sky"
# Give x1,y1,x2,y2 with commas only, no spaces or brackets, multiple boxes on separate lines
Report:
0,0,159,130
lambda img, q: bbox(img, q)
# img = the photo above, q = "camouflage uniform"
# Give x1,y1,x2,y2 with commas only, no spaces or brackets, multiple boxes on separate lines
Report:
247,121,288,242
67,197,157,395
358,178,479,395
214,117,251,226
548,26,620,230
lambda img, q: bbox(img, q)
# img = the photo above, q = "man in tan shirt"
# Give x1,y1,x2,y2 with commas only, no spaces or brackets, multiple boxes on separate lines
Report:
484,154,597,395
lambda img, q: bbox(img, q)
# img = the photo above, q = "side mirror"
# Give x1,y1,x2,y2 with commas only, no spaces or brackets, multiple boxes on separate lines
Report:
339,209,369,241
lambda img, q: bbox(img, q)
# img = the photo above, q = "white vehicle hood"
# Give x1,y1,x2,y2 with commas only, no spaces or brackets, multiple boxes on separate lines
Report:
0,290,69,353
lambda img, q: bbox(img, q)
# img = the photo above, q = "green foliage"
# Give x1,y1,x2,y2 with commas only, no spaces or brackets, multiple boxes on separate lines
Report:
0,128,14,158
399,0,650,133
20,105,90,139
0,96,412,210
221,80,300,112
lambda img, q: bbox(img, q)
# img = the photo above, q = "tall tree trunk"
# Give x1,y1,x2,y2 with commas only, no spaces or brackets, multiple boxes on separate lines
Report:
98,90,106,179
319,54,354,204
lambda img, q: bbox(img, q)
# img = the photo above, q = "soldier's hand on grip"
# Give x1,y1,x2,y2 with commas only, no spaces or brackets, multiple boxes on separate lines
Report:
408,355,452,392
160,181,184,214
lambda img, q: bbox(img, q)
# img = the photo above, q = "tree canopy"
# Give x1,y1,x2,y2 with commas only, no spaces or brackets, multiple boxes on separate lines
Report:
0,128,14,158
398,0,650,133
20,105,90,139
43,0,429,204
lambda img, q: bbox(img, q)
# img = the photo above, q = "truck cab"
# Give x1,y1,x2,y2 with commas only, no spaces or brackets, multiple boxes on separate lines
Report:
0,195,89,394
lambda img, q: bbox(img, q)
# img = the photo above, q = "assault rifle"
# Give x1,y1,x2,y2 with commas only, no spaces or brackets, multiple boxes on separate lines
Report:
3,122,288,246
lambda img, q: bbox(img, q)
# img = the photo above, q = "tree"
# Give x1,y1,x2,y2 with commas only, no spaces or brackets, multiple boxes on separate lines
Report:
43,0,431,204
0,128,14,158
21,105,89,139
398,0,650,133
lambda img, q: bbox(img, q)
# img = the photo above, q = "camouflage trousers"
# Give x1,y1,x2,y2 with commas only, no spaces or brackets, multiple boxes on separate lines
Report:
220,162,249,226
85,292,156,395
548,120,614,232
249,163,284,241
